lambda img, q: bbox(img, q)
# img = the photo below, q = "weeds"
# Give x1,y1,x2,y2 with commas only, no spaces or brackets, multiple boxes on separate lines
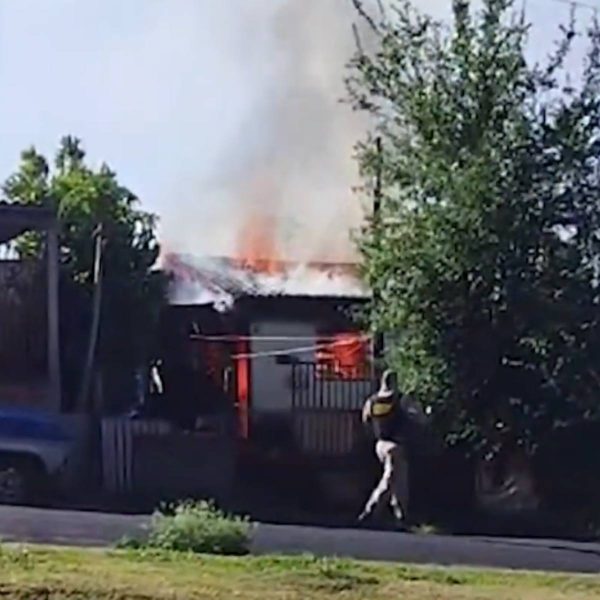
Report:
142,500,251,555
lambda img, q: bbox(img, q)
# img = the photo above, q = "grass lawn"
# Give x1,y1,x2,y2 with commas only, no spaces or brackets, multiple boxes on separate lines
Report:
0,546,599,599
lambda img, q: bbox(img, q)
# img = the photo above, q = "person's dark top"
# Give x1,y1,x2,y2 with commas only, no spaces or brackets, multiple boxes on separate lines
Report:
364,392,407,443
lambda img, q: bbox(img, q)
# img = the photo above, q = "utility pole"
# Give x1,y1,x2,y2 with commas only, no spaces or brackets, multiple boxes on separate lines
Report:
78,223,104,412
373,136,385,368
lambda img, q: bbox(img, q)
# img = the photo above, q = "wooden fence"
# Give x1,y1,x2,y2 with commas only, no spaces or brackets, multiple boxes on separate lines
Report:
101,417,235,501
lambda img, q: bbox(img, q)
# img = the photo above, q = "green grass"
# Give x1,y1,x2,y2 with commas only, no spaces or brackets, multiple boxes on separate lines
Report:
0,545,598,599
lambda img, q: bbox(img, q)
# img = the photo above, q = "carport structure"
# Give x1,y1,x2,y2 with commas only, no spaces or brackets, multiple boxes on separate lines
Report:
0,203,61,412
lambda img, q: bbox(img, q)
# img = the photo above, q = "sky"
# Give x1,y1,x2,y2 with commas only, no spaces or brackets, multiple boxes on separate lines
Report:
0,0,593,260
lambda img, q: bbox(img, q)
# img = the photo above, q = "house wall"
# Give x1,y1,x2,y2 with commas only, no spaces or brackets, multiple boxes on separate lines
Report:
161,299,372,456
247,314,375,460
249,319,317,413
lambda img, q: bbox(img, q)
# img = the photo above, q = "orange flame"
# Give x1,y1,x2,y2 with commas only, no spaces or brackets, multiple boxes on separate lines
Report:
235,212,283,274
235,338,250,439
316,333,370,380
231,174,362,279
233,173,284,274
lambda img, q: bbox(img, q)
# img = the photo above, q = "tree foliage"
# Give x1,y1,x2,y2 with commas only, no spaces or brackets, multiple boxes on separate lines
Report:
3,136,166,410
349,0,600,456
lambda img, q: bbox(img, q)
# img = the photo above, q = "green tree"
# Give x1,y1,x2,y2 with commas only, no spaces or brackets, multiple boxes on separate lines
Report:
3,136,167,411
349,0,600,458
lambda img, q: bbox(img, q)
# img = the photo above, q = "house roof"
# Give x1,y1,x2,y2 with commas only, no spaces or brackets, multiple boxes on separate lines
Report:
161,252,369,310
0,203,56,244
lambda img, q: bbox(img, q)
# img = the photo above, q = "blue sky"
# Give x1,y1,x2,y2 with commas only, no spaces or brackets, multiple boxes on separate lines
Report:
0,0,590,258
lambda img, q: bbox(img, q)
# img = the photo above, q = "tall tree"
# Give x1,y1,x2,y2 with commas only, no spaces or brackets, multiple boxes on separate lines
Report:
349,0,600,458
3,136,166,411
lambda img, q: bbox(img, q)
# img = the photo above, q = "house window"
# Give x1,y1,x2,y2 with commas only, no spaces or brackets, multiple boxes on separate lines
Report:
316,333,370,380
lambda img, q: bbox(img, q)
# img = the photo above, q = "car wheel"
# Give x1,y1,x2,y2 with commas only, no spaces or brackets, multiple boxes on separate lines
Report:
0,463,27,504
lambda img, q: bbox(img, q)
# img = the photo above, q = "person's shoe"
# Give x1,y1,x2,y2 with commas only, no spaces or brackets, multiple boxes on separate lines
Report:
357,510,370,524
392,510,404,521
393,520,410,532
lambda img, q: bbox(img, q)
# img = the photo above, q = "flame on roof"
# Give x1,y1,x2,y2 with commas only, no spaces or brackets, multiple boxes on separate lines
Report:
162,252,369,311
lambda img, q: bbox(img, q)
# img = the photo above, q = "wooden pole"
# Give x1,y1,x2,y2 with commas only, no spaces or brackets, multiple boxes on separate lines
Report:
78,225,103,412
47,224,62,412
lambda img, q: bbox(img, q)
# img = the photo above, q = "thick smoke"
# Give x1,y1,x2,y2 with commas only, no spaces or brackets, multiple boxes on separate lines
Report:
161,0,370,264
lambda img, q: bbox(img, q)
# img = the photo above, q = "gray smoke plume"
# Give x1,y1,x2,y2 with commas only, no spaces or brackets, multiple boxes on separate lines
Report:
160,0,370,264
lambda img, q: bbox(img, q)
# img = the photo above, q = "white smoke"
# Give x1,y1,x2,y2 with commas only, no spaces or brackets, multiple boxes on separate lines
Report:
161,0,371,264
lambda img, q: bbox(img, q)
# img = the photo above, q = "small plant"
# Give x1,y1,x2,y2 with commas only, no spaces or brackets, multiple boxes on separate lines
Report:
410,523,442,536
0,545,33,571
146,500,251,555
115,536,143,550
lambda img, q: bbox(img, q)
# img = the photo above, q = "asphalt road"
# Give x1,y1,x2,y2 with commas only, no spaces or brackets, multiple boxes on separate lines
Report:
0,505,599,574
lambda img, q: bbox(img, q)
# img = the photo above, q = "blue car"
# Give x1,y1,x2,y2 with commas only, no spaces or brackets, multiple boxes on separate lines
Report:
0,409,74,504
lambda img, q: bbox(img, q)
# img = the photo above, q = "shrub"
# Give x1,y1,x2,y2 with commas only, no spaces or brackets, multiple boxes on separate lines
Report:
146,500,251,555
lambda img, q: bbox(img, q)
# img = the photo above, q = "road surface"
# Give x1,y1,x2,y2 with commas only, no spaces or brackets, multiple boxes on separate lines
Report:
0,505,599,573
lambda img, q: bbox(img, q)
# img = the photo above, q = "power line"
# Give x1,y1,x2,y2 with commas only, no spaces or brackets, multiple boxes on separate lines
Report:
230,337,371,360
551,0,599,11
190,334,371,343
189,334,372,360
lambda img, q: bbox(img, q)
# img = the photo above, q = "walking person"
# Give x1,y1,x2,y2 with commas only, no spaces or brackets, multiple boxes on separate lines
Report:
358,369,410,528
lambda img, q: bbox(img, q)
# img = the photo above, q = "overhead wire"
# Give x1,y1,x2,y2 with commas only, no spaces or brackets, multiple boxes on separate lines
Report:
188,333,372,360
551,0,599,11
190,334,371,342
230,343,345,361
233,338,370,360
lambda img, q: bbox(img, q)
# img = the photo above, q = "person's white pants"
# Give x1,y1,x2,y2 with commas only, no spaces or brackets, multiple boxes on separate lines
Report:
361,440,408,522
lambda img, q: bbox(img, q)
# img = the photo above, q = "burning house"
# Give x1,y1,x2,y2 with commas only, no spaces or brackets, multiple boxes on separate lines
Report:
161,252,374,455
150,249,378,514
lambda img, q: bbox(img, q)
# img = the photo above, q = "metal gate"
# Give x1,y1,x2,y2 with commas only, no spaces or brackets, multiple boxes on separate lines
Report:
290,362,376,457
